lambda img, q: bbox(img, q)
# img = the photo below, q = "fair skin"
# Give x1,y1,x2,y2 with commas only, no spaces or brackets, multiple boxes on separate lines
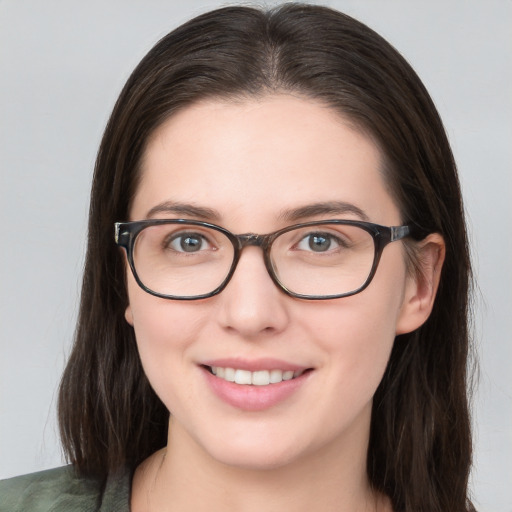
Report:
126,95,445,512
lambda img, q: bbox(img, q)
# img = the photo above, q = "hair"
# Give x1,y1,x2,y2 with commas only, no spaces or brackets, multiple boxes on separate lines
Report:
58,4,474,511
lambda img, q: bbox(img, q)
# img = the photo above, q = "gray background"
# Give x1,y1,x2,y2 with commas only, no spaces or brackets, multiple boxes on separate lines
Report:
1,1,510,510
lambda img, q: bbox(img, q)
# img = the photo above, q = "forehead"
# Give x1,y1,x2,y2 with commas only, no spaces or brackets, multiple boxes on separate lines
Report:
132,95,399,227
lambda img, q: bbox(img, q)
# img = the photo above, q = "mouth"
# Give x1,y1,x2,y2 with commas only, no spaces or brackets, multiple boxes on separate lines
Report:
203,365,310,386
201,361,313,411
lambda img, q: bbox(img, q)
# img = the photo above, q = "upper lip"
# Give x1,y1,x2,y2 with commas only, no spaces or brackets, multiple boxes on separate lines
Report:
201,357,310,372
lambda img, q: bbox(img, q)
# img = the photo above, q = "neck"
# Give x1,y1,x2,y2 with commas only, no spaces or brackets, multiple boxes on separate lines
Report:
131,415,390,512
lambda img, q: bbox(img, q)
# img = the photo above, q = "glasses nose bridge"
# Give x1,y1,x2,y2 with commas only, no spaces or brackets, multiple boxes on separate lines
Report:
235,233,269,250
232,233,273,270
228,232,277,291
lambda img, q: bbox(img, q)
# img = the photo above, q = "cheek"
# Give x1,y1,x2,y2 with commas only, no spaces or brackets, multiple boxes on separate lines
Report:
303,299,396,381
125,278,206,397
130,303,203,364
126,270,201,341
300,255,407,394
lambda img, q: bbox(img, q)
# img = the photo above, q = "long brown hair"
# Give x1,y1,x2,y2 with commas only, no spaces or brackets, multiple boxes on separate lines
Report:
58,4,474,510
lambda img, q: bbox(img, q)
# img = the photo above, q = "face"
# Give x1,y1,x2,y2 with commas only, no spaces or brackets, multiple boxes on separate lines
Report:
125,95,423,471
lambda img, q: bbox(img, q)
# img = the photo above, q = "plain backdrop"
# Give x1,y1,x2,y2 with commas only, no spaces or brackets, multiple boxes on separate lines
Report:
1,1,511,511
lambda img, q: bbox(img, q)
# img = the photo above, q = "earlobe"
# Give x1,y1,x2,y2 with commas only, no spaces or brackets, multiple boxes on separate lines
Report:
125,304,134,326
395,233,445,335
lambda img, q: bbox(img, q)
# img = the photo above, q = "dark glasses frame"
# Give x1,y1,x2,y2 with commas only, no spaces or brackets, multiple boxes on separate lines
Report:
115,219,417,300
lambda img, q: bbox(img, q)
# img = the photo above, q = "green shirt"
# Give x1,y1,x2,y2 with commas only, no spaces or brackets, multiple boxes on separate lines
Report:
0,466,131,512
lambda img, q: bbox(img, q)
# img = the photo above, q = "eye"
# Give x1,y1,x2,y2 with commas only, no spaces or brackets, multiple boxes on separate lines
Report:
296,232,342,252
166,232,211,253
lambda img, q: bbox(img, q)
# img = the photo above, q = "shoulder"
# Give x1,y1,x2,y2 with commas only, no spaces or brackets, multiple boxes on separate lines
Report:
0,465,131,512
0,466,101,512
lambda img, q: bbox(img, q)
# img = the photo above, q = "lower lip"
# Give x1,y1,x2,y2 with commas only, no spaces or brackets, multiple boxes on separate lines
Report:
202,367,311,412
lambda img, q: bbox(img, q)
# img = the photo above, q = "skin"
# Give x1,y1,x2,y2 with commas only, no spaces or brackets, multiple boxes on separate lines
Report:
125,95,445,512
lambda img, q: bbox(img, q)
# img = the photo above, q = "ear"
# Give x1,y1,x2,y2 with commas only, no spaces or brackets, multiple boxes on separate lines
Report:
125,304,134,326
395,233,445,335
121,248,134,326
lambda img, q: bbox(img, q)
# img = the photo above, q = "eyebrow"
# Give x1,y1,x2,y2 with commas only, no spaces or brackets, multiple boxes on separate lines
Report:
145,200,369,224
146,201,221,222
278,201,370,222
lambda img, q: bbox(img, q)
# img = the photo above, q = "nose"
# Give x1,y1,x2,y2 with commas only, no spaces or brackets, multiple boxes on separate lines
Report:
216,246,290,339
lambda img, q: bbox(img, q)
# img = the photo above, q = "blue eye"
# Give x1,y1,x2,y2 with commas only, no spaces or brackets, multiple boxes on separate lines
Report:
168,233,210,253
297,232,341,252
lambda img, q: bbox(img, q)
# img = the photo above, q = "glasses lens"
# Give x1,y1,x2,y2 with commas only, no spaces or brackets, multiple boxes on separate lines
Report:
270,223,375,297
132,223,234,297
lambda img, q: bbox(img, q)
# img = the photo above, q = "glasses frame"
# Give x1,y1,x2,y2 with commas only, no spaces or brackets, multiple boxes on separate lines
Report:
115,218,414,301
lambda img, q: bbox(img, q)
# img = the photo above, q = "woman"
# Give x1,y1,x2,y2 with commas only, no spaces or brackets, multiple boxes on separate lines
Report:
0,4,474,511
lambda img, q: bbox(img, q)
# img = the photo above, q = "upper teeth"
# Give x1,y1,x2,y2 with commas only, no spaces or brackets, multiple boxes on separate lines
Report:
210,367,304,386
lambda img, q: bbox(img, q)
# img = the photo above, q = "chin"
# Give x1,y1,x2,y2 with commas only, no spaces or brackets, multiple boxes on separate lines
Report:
194,426,304,471
211,445,300,472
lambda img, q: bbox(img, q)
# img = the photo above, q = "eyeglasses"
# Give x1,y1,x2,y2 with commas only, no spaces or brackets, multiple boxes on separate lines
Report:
114,219,414,300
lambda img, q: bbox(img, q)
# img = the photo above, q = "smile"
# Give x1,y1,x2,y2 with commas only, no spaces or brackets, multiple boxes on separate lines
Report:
209,366,306,386
202,361,312,411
